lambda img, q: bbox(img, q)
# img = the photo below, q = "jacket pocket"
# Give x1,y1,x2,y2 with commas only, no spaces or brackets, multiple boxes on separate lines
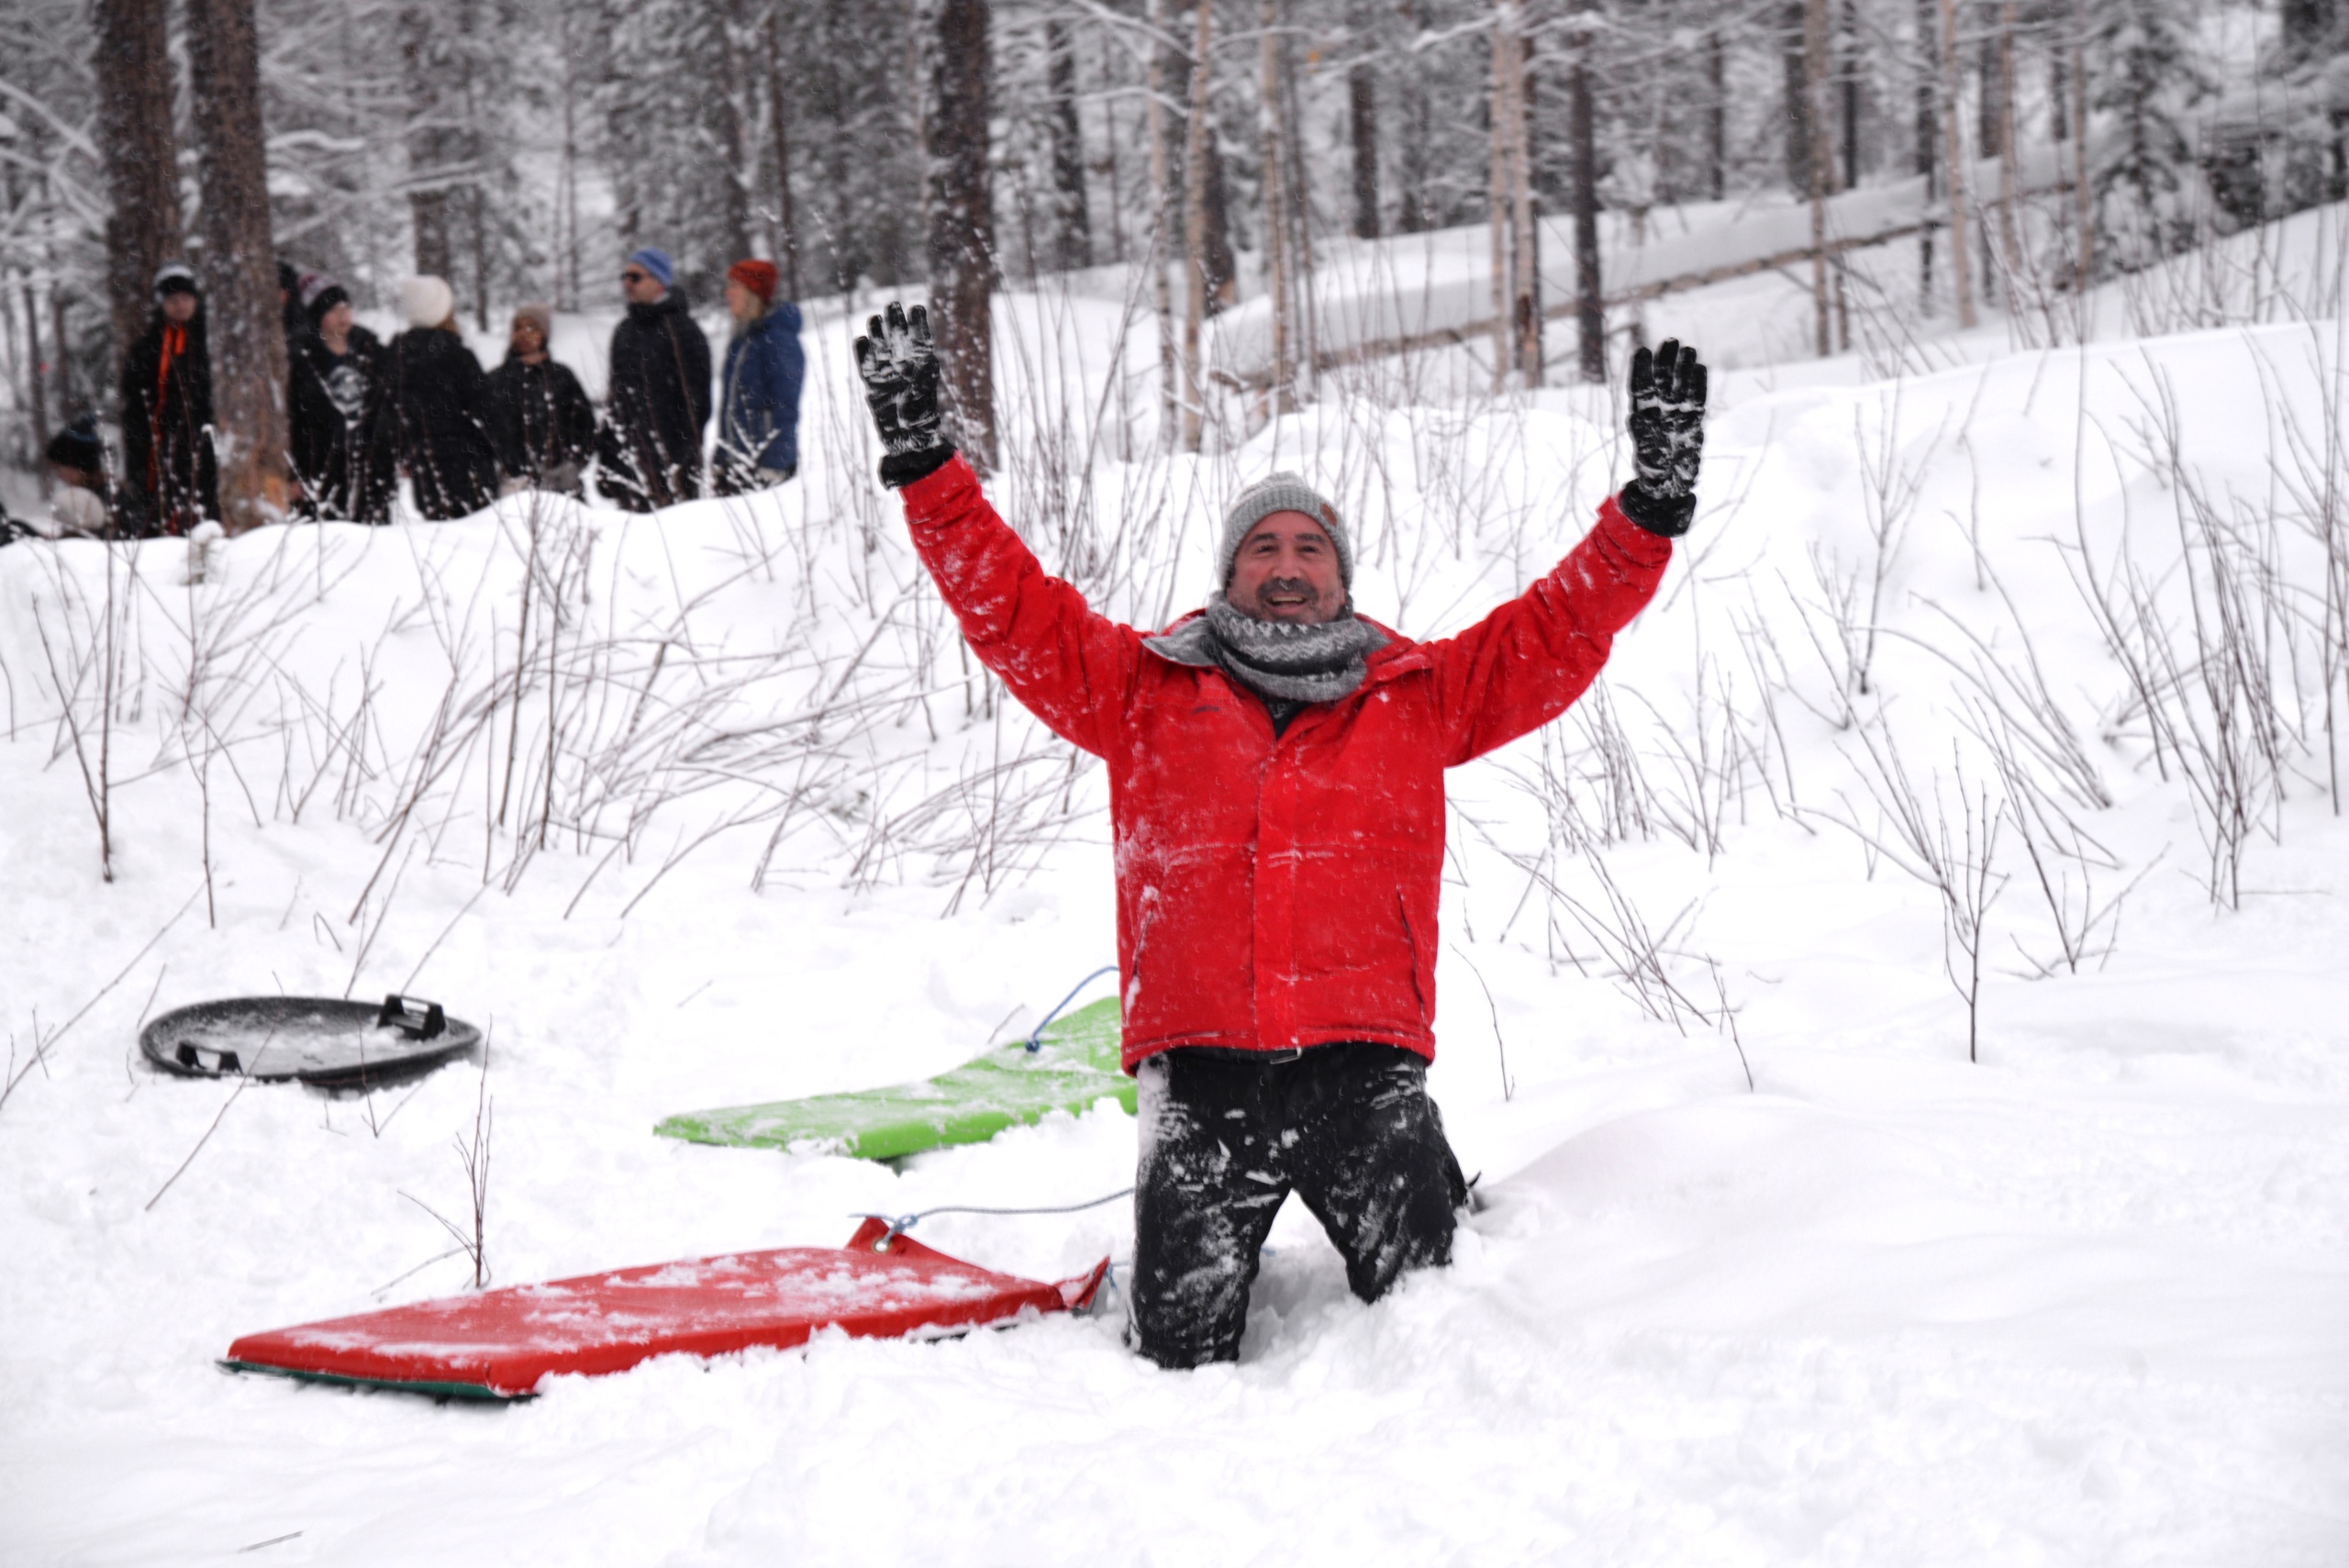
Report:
1397,891,1429,1027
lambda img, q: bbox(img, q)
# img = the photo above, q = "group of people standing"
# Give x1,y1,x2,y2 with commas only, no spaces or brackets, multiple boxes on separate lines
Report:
14,247,806,541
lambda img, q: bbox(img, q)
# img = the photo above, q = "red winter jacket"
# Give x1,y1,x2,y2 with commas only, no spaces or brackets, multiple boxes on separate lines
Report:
900,454,1673,1072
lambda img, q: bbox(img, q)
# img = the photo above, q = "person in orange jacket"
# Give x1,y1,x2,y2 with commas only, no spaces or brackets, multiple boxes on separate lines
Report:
854,304,1708,1366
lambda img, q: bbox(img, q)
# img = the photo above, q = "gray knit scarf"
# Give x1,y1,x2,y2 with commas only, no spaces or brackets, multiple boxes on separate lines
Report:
1144,594,1389,704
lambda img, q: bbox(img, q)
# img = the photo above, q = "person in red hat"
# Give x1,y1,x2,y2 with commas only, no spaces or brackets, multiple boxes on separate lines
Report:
715,259,805,495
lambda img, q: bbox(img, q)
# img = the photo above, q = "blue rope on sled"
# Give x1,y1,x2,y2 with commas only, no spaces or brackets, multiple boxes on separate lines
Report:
1023,964,1119,1053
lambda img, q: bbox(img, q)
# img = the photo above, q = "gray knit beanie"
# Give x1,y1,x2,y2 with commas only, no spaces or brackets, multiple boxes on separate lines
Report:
1219,473,1353,588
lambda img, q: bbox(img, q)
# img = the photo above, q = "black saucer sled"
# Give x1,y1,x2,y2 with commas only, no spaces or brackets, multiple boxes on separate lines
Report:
140,995,481,1089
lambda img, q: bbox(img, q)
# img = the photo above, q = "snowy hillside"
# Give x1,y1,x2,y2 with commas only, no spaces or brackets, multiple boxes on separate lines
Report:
3,285,2346,1564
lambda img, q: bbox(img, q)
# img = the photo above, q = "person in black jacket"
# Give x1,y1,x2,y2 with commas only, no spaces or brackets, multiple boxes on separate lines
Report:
365,275,499,521
118,261,218,536
287,272,387,522
487,303,596,497
597,247,711,511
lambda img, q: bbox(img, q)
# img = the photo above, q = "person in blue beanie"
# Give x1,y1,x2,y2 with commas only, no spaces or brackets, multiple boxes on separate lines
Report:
596,246,711,511
714,259,804,495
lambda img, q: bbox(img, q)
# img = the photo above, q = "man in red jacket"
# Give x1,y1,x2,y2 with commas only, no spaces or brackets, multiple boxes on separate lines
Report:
855,306,1708,1367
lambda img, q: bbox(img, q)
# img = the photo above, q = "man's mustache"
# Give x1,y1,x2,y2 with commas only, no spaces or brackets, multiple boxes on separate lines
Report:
1257,576,1316,598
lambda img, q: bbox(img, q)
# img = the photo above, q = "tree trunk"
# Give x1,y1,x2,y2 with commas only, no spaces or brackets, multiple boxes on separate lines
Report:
1995,1,2021,294
1180,0,1215,451
1283,27,1317,392
187,0,291,533
1707,29,1727,203
1147,0,1177,443
558,4,581,310
1782,0,1812,195
1937,0,1976,327
1398,0,1429,232
92,0,183,386
1048,19,1092,271
403,6,454,279
715,4,755,266
2071,0,2091,285
1570,5,1602,383
1840,0,1860,191
1487,7,1509,394
1804,0,1833,357
1916,0,1937,307
1350,61,1380,239
765,8,802,299
19,283,49,467
1512,23,1541,385
1261,0,1292,411
930,0,997,472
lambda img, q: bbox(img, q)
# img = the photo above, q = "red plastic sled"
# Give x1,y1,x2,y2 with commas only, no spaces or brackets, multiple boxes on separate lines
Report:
222,1219,1111,1400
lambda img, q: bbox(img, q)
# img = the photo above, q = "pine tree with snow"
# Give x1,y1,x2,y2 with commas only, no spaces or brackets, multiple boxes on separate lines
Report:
2087,0,2216,269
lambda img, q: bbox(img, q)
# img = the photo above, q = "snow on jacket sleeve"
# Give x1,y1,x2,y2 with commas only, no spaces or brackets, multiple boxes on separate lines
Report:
897,452,1141,758
1419,492,1674,765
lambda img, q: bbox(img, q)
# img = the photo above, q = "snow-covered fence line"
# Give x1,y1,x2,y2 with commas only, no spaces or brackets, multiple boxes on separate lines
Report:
1202,144,2097,390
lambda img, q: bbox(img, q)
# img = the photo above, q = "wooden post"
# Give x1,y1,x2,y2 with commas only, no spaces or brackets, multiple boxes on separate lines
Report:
186,0,291,533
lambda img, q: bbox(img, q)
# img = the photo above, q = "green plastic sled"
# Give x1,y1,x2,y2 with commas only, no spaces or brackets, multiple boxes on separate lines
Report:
654,995,1133,1159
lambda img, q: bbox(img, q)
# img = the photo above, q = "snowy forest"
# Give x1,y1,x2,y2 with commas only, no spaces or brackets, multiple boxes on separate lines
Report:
4,0,2347,1563
3,0,2349,480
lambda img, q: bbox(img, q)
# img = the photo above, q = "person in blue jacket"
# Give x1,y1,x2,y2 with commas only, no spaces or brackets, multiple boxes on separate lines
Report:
714,259,804,495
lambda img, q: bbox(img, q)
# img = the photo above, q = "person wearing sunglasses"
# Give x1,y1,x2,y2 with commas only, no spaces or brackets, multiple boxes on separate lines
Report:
596,247,712,512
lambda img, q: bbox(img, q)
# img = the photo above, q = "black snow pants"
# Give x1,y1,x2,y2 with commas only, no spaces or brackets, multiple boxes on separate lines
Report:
1130,1040,1469,1369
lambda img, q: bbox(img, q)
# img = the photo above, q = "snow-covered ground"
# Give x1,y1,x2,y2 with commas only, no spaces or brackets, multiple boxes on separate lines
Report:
4,263,2346,1565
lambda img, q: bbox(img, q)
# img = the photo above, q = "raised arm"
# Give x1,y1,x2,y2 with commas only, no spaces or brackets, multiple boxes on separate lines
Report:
857,303,1140,756
1425,339,1709,764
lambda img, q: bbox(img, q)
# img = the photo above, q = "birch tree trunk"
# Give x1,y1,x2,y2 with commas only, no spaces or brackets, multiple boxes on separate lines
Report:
1261,0,1293,412
187,0,290,535
1937,0,1976,328
1994,1,2022,295
1147,0,1178,444
930,0,997,472
92,0,182,385
1180,0,1215,452
1486,5,1510,394
1804,0,1834,357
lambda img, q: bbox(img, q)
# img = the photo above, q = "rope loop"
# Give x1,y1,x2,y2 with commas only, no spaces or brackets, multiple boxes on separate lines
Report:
1023,965,1119,1053
854,1185,1135,1251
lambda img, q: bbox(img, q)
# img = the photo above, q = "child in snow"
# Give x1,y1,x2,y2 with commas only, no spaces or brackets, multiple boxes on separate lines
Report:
853,303,1709,1367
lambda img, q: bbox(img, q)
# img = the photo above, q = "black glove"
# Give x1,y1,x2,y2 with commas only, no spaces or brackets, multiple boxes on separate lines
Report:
1620,338,1707,538
853,301,955,488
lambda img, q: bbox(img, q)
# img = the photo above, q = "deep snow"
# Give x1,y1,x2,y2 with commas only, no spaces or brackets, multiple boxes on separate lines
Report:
3,268,2346,1566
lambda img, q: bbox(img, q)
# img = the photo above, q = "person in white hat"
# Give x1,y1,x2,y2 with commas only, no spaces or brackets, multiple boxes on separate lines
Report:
362,277,499,520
